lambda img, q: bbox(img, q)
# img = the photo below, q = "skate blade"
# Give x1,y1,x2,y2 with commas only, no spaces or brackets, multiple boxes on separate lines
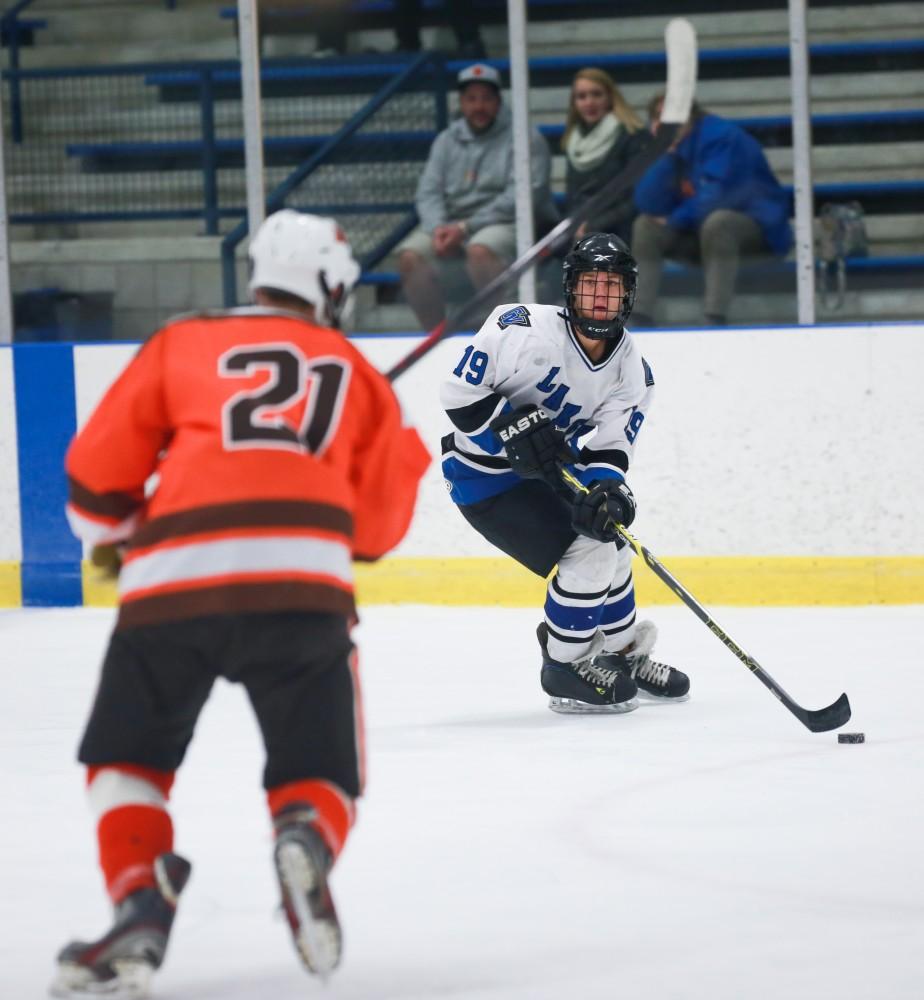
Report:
275,841,341,978
636,689,690,703
50,959,152,999
548,696,638,715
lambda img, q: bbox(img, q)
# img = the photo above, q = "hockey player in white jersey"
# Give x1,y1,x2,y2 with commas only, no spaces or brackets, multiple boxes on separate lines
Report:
440,233,690,713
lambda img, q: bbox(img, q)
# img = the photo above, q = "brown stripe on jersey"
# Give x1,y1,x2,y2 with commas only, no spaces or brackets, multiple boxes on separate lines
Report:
117,580,355,629
68,476,141,520
129,500,354,549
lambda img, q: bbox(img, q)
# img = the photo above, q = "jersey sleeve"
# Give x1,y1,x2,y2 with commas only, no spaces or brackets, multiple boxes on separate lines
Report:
349,362,430,562
572,350,655,487
65,333,171,546
439,307,518,455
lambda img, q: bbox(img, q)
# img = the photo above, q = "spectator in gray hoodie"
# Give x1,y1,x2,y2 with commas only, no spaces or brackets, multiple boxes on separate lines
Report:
398,63,558,330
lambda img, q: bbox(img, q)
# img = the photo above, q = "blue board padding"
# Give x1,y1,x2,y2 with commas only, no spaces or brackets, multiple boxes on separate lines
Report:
13,344,82,606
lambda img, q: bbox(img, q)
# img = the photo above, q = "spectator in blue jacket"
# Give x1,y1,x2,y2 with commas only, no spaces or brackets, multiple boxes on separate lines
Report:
631,95,793,326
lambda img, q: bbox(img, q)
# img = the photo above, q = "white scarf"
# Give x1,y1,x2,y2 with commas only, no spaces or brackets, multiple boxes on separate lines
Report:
566,115,621,171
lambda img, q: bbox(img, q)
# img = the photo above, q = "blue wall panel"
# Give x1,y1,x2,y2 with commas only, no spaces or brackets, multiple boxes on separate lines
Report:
13,344,82,606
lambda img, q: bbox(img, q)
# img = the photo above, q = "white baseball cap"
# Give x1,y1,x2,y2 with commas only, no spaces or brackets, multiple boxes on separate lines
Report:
457,63,502,91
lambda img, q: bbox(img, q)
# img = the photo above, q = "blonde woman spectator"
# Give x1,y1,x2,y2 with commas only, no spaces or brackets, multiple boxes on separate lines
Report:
563,68,652,244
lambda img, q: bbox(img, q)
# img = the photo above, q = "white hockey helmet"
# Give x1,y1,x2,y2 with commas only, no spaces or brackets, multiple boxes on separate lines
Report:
248,209,361,328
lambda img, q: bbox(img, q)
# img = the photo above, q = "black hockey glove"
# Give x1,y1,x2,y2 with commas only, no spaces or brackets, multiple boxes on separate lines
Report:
90,543,125,579
571,480,636,544
489,405,573,484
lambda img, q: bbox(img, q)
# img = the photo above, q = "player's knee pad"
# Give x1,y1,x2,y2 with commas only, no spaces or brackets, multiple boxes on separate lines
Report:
556,534,619,594
86,764,174,819
613,540,633,582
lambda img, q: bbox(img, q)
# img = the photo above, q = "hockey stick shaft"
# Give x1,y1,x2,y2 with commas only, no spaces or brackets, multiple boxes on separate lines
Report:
385,127,675,382
385,18,698,383
559,468,851,733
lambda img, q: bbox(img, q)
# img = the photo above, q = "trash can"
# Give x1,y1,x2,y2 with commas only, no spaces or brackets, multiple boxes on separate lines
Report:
14,288,114,342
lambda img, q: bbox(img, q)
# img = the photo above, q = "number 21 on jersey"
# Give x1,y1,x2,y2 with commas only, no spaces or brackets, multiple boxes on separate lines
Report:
218,343,351,456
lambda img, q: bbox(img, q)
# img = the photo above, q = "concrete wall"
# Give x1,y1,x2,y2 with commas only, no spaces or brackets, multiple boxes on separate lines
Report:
10,237,235,342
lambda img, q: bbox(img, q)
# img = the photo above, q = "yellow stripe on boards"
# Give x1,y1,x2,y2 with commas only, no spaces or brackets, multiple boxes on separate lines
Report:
355,556,924,607
82,562,118,607
78,556,924,610
0,562,23,607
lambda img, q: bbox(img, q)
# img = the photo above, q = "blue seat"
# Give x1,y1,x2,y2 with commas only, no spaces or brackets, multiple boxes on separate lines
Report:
0,17,47,48
539,111,924,149
146,39,924,101
68,114,924,176
358,254,924,299
67,131,437,172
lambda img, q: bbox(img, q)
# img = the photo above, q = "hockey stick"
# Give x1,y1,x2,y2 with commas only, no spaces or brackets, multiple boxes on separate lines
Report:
559,468,852,733
385,18,698,383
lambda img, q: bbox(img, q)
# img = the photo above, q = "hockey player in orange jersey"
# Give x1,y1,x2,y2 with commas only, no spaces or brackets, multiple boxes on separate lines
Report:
51,210,430,998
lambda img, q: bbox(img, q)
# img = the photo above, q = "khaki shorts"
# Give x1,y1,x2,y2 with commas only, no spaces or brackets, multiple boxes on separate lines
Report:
398,223,517,266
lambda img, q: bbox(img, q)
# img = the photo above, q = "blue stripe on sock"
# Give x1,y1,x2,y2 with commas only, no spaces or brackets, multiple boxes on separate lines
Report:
545,587,605,635
13,344,82,606
600,587,636,628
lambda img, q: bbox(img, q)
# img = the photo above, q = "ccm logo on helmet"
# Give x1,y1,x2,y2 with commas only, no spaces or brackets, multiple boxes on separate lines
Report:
495,408,548,442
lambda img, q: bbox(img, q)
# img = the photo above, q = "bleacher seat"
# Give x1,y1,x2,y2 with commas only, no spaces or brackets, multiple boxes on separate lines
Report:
0,18,47,49
66,111,924,192
146,39,924,101
218,0,909,34
7,0,923,328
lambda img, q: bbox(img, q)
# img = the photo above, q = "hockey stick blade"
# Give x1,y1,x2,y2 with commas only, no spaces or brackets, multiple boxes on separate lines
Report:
558,467,852,734
791,692,852,733
662,18,698,125
386,17,699,383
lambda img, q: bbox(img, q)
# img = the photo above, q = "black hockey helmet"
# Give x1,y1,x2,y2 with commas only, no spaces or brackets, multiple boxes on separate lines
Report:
562,232,638,341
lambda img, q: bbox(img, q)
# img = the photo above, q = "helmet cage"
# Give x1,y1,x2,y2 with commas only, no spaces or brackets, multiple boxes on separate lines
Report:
562,234,638,340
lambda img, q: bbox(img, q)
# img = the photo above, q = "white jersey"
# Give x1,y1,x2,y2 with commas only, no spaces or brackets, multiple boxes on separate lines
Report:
440,302,655,505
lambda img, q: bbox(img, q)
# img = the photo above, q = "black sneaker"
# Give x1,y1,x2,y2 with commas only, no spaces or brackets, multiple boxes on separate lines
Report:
537,623,638,714
273,805,342,978
596,621,690,700
51,852,191,998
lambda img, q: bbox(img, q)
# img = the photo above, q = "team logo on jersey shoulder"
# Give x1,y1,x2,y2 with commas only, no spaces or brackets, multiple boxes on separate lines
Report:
497,306,531,330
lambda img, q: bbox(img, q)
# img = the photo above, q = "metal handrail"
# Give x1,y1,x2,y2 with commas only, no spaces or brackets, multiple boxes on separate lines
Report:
0,0,38,28
2,0,40,142
220,50,447,306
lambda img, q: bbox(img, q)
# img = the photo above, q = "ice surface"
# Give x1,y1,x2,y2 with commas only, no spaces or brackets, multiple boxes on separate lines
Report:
2,604,923,999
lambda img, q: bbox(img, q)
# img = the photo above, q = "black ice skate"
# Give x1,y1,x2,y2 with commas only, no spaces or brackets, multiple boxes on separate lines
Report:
50,852,192,999
273,804,342,978
596,621,690,701
537,622,638,714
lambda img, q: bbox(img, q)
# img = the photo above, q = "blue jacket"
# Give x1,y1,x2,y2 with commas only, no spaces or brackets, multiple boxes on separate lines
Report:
634,114,793,255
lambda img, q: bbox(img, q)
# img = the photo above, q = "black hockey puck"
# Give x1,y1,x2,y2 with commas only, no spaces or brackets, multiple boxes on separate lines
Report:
837,732,865,744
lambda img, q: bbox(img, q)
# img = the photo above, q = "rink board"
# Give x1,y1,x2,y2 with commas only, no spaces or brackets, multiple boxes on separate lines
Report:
81,554,924,608
3,324,924,608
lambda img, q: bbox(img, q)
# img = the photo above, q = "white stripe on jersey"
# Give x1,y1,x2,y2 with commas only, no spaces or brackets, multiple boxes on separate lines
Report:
119,535,353,598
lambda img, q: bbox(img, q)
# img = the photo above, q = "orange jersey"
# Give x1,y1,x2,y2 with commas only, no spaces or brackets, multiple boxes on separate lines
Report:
66,308,430,628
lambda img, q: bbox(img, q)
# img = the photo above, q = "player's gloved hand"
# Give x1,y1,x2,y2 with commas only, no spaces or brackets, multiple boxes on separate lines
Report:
91,543,124,579
571,479,636,544
489,405,573,483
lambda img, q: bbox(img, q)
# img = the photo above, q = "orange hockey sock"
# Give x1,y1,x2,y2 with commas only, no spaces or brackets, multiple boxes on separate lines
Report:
268,779,355,860
87,765,175,903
